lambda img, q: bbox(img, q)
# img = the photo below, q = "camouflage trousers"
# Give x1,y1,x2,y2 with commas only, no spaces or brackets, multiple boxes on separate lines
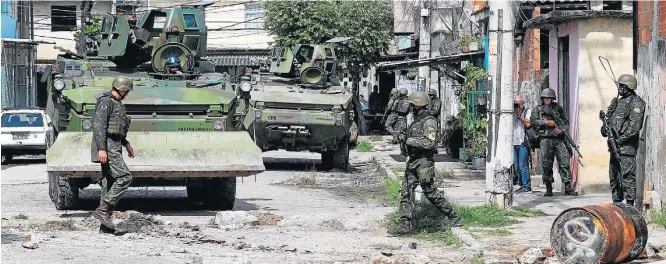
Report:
539,138,572,184
385,114,398,140
386,115,407,142
100,139,132,207
609,154,637,202
398,157,457,221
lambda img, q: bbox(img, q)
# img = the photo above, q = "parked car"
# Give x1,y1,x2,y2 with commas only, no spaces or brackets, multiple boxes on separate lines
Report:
1,109,54,164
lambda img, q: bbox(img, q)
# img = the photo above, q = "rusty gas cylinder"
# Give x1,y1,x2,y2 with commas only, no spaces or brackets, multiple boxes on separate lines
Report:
549,203,648,264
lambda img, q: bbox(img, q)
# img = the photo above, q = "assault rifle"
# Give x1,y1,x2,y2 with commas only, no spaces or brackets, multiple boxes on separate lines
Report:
542,107,585,167
599,110,622,161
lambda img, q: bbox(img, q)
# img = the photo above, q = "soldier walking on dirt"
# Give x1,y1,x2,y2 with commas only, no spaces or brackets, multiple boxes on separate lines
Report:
426,89,442,150
529,88,578,197
388,91,462,236
385,88,409,144
601,74,646,206
92,76,136,232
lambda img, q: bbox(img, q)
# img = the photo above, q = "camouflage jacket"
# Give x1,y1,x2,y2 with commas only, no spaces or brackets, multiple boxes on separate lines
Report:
405,109,438,158
392,96,411,116
426,97,442,118
92,92,131,151
529,102,569,138
604,92,646,155
385,95,398,115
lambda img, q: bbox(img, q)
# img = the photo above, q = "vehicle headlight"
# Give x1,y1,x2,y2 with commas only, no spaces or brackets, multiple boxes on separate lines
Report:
213,119,224,130
82,119,92,131
254,108,262,120
240,81,252,92
54,79,65,91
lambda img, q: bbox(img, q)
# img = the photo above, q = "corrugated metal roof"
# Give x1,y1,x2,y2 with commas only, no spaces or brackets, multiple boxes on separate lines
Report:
203,55,270,67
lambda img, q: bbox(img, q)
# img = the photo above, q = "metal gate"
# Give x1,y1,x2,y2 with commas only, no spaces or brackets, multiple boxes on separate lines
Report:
1,38,39,110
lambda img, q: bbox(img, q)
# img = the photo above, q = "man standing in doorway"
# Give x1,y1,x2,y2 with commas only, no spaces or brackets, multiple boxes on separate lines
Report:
530,88,578,197
601,74,645,206
513,96,532,193
369,85,382,114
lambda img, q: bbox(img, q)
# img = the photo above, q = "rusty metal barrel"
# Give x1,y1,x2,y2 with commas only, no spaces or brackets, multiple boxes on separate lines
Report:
550,203,648,264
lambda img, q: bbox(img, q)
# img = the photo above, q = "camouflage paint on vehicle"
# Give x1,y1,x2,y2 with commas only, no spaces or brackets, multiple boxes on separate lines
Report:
44,3,263,210
242,41,356,170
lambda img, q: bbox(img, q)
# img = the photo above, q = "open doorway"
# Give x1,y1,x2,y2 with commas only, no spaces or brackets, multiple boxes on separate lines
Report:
557,35,570,115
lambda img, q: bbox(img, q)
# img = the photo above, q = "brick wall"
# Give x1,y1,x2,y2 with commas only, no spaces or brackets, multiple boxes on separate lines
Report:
638,0,654,46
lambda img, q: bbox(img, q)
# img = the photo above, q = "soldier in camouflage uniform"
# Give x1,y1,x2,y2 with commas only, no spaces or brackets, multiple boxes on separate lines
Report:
383,88,399,143
530,88,578,197
426,89,442,150
386,88,409,144
92,76,136,231
388,91,462,236
601,74,645,206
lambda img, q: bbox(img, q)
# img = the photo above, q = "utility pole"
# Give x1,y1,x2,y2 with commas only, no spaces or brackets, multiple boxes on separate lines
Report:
77,1,93,56
485,0,515,209
418,0,431,92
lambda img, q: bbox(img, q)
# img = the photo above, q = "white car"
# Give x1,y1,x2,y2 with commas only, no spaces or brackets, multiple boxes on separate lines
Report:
1,109,55,164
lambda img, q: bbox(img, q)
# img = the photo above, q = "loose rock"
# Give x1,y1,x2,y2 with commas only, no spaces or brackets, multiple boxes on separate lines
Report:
21,234,39,249
519,247,546,264
233,242,248,250
185,255,203,264
214,212,259,230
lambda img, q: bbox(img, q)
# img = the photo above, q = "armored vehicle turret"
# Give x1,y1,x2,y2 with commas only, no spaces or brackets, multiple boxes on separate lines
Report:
241,40,359,171
44,3,264,210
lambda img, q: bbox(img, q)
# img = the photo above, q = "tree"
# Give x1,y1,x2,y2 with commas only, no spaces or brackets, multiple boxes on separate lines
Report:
264,0,393,69
73,14,103,55
264,0,394,133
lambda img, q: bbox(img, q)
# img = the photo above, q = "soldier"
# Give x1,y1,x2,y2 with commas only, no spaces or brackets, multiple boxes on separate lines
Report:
530,88,578,197
426,89,443,149
388,91,462,236
601,74,645,206
385,88,408,144
92,76,136,232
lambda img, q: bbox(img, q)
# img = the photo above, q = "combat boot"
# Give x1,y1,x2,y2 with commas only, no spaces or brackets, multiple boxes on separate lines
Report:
564,182,579,196
94,200,116,230
448,214,463,227
387,219,411,236
544,182,553,197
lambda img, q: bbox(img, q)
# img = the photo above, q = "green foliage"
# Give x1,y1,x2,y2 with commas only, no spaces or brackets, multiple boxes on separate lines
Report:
467,131,486,159
458,35,479,46
484,229,512,236
13,214,28,220
384,204,462,247
367,135,383,142
73,15,103,40
391,167,405,175
453,205,547,228
649,208,666,228
263,0,394,67
384,178,401,205
355,141,373,152
462,64,488,97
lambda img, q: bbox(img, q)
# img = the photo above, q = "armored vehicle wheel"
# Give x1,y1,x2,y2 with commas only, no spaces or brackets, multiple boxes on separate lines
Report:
321,140,350,171
187,186,204,202
202,177,237,210
49,173,79,210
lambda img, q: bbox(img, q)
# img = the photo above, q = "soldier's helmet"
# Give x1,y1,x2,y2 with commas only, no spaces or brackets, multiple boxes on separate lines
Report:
399,88,408,96
617,74,637,90
408,91,430,107
428,89,437,96
391,88,398,95
112,76,133,92
540,88,556,99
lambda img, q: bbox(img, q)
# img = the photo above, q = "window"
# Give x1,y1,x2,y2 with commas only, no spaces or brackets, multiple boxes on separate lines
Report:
51,5,77,32
1,113,44,128
182,14,198,29
244,3,265,29
540,30,549,69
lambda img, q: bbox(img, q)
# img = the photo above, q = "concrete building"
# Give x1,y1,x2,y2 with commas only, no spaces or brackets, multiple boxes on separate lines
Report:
634,0,666,211
524,1,634,195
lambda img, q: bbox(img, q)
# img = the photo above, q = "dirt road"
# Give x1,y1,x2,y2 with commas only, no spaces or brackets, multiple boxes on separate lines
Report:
1,152,471,264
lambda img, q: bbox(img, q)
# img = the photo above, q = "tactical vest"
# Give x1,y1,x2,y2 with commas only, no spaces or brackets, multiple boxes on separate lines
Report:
535,103,565,138
427,99,442,117
405,112,436,158
608,95,634,134
393,98,411,116
96,95,130,135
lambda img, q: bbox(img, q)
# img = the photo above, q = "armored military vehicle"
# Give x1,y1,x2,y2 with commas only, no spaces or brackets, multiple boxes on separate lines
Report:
44,3,265,210
240,41,358,171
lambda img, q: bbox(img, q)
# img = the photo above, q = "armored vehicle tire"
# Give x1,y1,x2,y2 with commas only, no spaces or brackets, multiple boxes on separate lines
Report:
321,140,350,171
49,173,79,210
187,186,204,202
202,177,237,210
